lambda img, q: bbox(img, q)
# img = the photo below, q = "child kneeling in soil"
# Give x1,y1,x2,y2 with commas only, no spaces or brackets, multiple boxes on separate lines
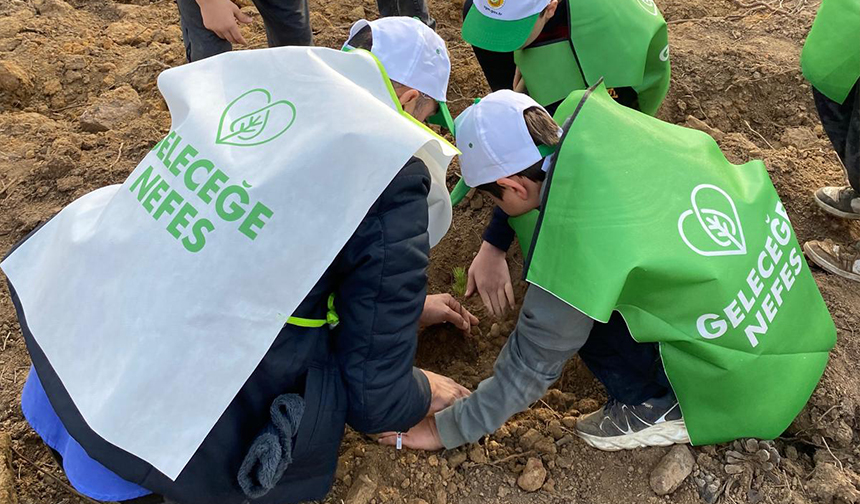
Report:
4,17,476,504
383,86,835,453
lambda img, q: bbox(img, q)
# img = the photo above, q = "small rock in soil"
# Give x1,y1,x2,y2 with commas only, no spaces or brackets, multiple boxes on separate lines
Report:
33,0,72,17
832,420,855,447
556,456,572,469
517,457,547,492
489,323,500,338
468,445,487,464
534,437,557,455
107,21,150,45
561,416,577,429
649,445,695,496
0,60,33,104
520,428,543,449
693,468,722,504
547,419,564,440
427,455,438,467
0,432,18,504
345,474,378,504
80,85,142,132
448,451,467,469
784,445,798,461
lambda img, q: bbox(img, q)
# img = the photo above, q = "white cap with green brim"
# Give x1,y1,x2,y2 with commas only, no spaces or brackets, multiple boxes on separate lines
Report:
345,17,450,100
455,89,551,187
462,0,551,53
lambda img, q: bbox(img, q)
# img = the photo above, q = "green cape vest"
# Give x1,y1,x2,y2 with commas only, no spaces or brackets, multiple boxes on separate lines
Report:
800,0,860,104
513,83,835,445
513,0,671,116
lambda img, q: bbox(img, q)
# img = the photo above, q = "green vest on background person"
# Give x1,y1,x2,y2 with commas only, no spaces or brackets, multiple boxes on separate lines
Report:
800,0,860,104
514,82,835,444
462,0,671,115
451,0,671,205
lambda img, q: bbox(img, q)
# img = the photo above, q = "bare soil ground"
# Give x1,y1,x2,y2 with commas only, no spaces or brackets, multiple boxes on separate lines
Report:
0,0,858,503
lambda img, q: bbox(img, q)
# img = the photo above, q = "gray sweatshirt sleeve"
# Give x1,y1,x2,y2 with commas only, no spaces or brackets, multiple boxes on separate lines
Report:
435,285,595,449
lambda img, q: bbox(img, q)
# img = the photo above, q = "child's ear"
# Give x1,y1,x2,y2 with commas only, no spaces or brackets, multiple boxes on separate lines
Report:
397,88,421,109
497,177,529,200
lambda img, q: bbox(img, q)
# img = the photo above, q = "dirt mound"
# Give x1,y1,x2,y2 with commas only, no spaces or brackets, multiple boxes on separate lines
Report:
1,0,858,503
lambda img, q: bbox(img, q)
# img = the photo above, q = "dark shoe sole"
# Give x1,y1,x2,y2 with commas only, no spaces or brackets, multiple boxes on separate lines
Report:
814,194,860,220
803,242,860,282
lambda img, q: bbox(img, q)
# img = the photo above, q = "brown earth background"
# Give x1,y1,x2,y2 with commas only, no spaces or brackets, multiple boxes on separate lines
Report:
1,0,859,503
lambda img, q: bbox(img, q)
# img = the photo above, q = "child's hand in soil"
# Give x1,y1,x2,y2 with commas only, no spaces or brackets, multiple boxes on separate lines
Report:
467,241,515,317
378,417,443,451
421,369,471,415
420,293,479,334
197,0,253,45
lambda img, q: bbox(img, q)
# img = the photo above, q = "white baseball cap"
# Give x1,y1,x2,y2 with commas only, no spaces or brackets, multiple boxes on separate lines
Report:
455,90,555,187
345,17,450,103
462,0,551,52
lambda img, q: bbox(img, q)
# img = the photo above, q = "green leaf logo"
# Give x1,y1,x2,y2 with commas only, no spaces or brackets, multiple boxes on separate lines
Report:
216,88,296,147
678,184,747,257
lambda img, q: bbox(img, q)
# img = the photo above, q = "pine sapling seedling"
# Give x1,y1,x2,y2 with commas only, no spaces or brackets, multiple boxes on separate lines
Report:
452,266,467,297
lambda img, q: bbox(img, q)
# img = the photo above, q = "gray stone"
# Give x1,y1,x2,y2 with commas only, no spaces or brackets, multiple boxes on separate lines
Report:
649,445,695,496
345,474,378,504
80,85,142,132
517,457,546,492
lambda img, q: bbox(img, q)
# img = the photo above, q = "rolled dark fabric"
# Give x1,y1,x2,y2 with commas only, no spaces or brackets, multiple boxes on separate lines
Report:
270,394,305,462
236,425,284,500
237,394,305,500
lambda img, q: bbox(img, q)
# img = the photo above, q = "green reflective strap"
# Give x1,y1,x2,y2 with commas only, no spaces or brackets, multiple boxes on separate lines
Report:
450,177,471,206
427,102,456,134
326,293,339,328
286,294,339,329
285,316,327,328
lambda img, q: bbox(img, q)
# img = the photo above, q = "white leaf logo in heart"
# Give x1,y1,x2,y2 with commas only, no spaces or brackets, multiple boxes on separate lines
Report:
678,184,747,257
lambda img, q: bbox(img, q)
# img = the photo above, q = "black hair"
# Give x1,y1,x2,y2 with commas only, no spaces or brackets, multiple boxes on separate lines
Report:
346,25,373,51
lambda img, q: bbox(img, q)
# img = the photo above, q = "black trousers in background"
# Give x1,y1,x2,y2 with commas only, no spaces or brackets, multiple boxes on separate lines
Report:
461,0,517,92
377,0,435,30
813,82,860,193
176,0,312,63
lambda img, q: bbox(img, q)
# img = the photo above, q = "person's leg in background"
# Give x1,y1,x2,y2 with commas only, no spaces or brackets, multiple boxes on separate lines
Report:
572,312,688,450
176,0,233,62
461,0,516,91
377,0,436,30
252,0,312,47
804,82,860,283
